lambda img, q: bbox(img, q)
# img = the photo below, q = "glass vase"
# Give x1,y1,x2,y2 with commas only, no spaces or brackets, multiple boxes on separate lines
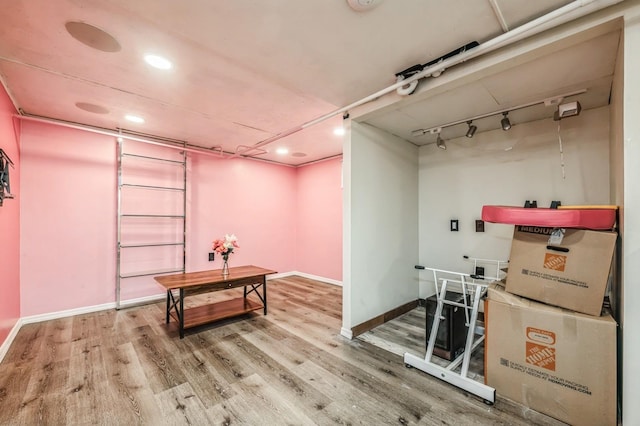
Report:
222,256,229,276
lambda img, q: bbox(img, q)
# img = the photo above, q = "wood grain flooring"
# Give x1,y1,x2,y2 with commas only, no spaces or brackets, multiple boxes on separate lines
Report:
357,305,485,381
0,276,565,425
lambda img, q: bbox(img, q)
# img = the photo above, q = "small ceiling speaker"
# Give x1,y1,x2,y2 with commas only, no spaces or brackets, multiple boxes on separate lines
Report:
347,0,382,12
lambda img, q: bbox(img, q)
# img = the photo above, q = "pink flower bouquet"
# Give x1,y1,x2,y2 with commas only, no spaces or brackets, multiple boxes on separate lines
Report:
212,234,239,260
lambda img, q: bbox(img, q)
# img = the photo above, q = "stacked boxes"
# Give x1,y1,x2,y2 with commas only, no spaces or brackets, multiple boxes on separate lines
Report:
485,224,618,426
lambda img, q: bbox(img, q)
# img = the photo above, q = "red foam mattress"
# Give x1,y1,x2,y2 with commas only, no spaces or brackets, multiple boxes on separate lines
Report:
481,205,616,230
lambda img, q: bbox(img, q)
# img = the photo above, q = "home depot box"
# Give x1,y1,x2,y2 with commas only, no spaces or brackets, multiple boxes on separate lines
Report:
485,283,617,426
506,226,616,315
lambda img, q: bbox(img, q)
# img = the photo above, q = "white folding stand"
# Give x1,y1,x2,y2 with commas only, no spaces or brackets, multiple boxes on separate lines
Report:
403,261,506,405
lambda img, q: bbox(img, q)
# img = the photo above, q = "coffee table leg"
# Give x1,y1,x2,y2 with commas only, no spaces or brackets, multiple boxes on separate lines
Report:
263,277,267,315
179,288,184,339
166,290,170,324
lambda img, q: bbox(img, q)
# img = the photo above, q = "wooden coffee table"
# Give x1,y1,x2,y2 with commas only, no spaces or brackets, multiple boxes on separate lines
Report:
154,265,276,338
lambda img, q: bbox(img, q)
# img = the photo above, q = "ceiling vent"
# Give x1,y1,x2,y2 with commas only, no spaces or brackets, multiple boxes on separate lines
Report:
347,0,382,12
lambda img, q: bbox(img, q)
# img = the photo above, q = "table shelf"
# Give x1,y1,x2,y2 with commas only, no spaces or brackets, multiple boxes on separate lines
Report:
183,298,263,329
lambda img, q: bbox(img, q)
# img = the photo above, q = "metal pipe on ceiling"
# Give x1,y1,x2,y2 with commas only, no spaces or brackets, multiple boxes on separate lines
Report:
13,113,319,167
231,0,622,158
13,114,227,159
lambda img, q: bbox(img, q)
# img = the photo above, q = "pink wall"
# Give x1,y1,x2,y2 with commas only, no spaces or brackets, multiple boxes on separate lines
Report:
19,118,342,317
295,158,343,281
0,85,20,346
20,123,117,316
20,122,321,316
188,154,298,275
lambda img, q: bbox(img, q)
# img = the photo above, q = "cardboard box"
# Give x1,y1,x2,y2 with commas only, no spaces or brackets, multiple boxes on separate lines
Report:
485,283,617,426
506,226,616,316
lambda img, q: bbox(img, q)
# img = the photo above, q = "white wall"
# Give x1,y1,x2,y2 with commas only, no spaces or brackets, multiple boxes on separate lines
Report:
417,107,611,297
342,122,419,334
342,4,640,420
609,20,624,421
622,5,640,424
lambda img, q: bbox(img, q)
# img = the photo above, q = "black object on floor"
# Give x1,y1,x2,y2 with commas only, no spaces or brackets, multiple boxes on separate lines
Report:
426,292,470,361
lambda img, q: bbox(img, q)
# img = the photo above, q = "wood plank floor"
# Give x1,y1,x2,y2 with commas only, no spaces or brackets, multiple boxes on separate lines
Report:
357,305,485,382
0,276,565,425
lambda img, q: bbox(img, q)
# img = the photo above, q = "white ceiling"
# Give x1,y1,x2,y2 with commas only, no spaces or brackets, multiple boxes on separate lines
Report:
0,0,621,165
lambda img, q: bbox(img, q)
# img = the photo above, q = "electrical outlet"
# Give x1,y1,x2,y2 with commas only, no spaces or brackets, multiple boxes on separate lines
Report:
208,252,215,261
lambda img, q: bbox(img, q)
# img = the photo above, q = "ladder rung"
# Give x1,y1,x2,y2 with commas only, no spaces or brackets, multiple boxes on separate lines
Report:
121,183,185,191
121,214,185,218
120,242,185,248
121,152,186,165
120,268,185,279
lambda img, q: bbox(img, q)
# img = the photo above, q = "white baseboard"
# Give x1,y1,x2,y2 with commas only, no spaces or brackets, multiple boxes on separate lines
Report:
267,271,296,280
21,302,116,325
20,293,166,326
340,327,353,340
0,318,23,364
118,293,165,309
270,271,342,287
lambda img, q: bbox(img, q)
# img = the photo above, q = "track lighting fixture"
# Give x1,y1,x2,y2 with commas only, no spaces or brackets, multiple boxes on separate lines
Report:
410,89,586,140
436,134,447,150
465,121,477,138
500,112,511,131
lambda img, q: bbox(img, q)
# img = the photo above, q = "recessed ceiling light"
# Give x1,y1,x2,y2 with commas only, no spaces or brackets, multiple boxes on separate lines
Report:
125,114,145,124
333,127,345,136
144,54,172,70
276,147,289,155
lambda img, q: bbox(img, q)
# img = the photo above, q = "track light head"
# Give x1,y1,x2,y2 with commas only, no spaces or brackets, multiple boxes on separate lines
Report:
501,112,511,131
465,121,477,138
436,134,447,150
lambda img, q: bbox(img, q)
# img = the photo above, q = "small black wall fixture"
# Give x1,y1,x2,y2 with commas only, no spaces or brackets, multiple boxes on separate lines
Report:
475,220,485,232
0,149,15,207
450,219,459,232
